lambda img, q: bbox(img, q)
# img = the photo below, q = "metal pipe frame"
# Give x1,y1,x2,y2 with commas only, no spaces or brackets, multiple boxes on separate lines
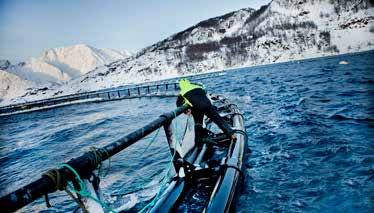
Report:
0,104,189,212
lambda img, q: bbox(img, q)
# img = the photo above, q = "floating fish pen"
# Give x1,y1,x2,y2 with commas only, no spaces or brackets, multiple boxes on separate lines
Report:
0,71,228,117
0,82,179,117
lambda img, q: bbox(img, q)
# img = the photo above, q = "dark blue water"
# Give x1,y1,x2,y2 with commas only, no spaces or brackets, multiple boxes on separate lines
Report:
1,51,373,212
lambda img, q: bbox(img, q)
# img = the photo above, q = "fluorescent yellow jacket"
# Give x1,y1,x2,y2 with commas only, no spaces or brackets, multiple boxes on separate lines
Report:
179,79,204,106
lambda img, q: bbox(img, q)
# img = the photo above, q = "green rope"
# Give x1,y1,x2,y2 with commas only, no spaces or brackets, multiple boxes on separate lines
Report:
139,111,179,213
135,127,162,184
60,164,117,213
139,127,161,156
58,112,181,212
113,127,162,195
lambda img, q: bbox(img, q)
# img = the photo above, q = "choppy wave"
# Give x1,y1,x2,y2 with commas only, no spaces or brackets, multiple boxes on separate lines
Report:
0,51,373,212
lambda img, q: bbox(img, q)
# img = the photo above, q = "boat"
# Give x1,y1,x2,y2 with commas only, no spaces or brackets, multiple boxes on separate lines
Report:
0,87,247,213
148,93,248,212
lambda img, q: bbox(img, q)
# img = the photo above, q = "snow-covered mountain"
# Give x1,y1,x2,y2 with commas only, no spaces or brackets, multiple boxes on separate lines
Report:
67,0,373,92
0,44,130,104
0,70,33,102
4,44,130,84
3,0,374,105
39,44,131,79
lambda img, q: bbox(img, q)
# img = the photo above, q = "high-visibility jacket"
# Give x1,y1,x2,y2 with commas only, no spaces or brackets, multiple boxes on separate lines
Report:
179,79,204,106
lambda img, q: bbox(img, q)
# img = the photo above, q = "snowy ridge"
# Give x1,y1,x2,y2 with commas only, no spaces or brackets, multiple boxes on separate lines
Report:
0,70,33,102
0,44,130,104
67,0,373,91
3,0,374,106
4,44,130,84
41,44,130,79
8,58,71,83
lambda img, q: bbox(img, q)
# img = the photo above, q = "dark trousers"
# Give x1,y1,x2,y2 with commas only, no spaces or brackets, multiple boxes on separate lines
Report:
184,88,233,143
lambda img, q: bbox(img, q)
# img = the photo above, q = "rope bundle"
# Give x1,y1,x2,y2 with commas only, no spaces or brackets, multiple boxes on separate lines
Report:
41,147,115,212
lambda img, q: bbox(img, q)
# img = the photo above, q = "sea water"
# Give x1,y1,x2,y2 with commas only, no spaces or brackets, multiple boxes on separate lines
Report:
0,51,373,212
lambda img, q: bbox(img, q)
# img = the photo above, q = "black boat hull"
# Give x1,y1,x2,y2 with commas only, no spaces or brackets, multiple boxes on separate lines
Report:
150,94,248,212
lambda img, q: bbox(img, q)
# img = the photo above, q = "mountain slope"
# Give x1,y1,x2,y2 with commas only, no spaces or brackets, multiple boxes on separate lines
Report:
0,70,33,102
40,44,131,79
69,0,373,92
0,44,130,104
8,58,71,83
4,0,374,104
5,44,130,84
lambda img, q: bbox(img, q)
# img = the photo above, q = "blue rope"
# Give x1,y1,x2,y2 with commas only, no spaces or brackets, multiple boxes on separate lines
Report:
60,164,117,213
139,111,179,213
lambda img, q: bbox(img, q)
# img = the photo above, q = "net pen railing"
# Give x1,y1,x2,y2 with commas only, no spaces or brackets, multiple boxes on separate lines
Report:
0,82,179,115
0,104,189,213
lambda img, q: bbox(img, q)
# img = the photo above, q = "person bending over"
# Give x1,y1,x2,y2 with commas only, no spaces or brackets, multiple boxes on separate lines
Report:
176,79,235,145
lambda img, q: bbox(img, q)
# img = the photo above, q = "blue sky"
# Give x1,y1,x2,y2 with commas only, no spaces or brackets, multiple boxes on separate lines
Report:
0,0,271,63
